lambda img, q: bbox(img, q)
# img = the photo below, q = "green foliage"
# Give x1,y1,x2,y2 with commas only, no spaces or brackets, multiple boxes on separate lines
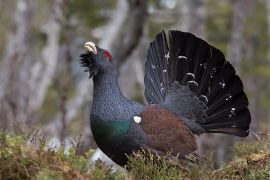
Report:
89,160,128,180
126,150,184,180
1,129,270,179
214,136,270,179
233,141,265,158
0,129,124,180
214,153,270,179
187,155,215,179
126,141,270,179
247,164,270,180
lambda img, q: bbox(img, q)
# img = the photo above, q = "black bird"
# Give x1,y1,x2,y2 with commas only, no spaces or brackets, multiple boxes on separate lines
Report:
80,30,251,166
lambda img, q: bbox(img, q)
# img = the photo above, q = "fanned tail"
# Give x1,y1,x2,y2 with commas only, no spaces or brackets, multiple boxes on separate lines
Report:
144,30,251,137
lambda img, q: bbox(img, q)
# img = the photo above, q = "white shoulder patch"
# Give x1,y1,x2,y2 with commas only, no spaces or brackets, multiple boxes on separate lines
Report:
133,116,141,124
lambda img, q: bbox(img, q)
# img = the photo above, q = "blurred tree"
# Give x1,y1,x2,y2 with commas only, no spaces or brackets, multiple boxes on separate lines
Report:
264,0,270,127
28,0,63,113
267,0,270,60
0,0,33,127
0,0,269,167
175,0,206,38
46,0,148,142
0,0,64,129
216,0,254,166
196,0,255,168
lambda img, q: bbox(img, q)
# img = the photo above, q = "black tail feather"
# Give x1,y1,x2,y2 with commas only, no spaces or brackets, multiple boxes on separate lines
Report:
145,31,169,104
204,108,251,137
144,30,251,137
207,77,246,115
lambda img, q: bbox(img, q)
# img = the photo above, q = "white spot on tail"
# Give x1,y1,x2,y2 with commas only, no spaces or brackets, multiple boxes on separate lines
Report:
165,52,170,59
219,81,226,88
177,55,187,59
186,73,195,77
133,116,141,124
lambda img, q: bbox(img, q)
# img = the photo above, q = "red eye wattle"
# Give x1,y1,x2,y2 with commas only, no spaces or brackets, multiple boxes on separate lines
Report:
103,50,112,61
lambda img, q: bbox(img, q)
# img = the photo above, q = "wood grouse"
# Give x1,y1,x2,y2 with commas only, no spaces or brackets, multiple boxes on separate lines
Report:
79,30,251,166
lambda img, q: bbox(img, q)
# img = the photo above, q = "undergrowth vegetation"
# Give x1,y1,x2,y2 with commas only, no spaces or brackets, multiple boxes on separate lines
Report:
1,129,270,179
0,129,126,180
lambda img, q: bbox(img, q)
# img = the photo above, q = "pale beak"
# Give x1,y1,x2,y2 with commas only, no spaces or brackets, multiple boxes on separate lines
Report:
84,42,97,54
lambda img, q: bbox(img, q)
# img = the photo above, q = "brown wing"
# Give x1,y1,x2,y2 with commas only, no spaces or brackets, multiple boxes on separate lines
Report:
139,105,197,157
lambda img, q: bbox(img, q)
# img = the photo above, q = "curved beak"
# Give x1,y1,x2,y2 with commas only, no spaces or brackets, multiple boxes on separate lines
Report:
84,42,97,54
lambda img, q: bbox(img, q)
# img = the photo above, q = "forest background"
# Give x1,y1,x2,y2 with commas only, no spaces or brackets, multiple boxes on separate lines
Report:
0,0,269,168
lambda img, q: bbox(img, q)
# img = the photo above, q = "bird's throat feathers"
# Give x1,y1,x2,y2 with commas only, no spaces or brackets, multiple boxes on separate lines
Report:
79,52,98,78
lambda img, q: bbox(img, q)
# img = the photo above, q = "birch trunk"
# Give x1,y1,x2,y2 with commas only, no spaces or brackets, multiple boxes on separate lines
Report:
0,0,32,127
266,0,270,60
227,0,247,74
214,0,253,166
47,0,147,134
176,0,206,38
0,0,63,127
46,0,148,164
28,0,63,112
266,0,270,124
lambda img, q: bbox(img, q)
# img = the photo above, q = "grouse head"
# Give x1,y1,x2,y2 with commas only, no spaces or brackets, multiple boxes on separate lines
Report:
80,42,116,78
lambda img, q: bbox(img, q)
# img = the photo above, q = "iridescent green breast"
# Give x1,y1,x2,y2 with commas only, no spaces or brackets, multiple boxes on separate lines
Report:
90,115,131,146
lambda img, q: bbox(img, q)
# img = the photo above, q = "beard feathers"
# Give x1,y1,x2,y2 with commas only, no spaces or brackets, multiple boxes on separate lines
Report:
79,52,98,78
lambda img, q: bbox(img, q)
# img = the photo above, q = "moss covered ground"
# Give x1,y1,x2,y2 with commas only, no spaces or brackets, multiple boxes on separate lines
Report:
0,129,270,180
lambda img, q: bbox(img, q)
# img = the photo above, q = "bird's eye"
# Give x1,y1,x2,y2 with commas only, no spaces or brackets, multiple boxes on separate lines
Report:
103,50,112,61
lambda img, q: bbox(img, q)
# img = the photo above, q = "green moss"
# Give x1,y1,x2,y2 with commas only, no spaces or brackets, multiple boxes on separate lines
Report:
125,139,270,179
126,150,185,180
0,129,124,180
233,141,266,158
1,128,270,179
36,169,64,180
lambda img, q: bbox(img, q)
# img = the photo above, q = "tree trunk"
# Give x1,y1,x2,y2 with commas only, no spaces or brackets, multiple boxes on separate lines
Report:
0,0,63,128
119,24,149,100
0,0,32,127
47,0,148,135
28,0,63,112
266,0,270,125
176,0,206,38
214,0,253,167
227,0,247,74
266,0,270,60
45,0,148,164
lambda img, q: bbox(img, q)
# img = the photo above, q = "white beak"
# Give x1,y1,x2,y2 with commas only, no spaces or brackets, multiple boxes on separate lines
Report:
84,42,97,54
